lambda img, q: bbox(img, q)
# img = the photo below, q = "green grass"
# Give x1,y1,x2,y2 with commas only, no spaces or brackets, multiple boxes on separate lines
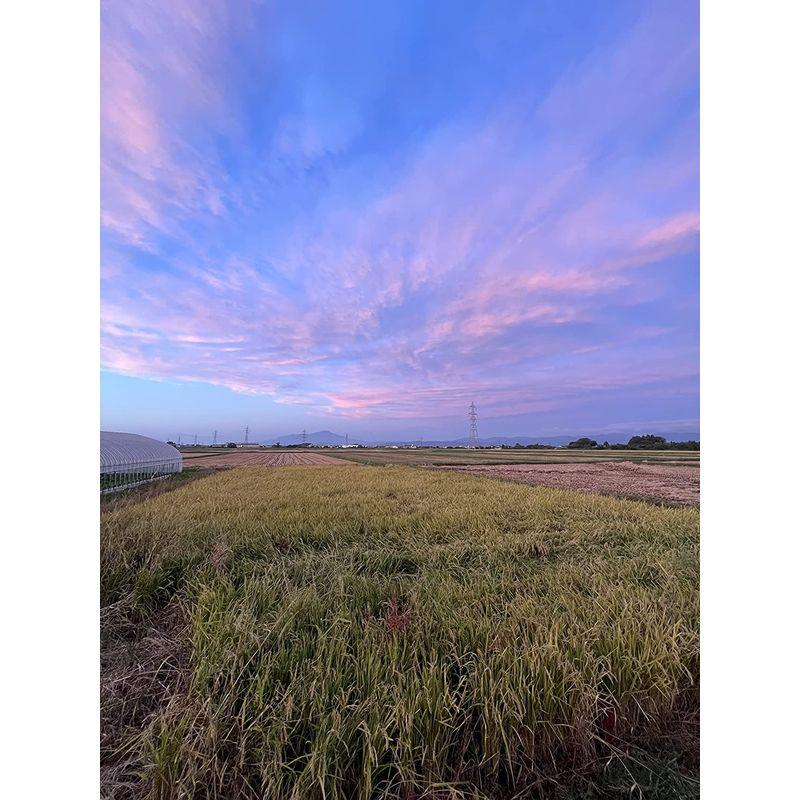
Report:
101,465,699,799
101,470,176,492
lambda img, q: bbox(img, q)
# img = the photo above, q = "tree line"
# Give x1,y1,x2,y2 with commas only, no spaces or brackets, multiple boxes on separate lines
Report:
566,434,699,450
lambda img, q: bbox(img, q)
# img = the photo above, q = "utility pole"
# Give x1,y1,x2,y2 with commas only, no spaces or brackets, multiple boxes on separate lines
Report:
178,434,182,446
194,434,198,446
302,429,307,444
213,430,217,446
468,402,479,447
245,425,249,444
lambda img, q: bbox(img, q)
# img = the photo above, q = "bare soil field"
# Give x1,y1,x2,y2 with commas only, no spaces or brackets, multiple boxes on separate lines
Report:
183,451,349,467
440,461,700,507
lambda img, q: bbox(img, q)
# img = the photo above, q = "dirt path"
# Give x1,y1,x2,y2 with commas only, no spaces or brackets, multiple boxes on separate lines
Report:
183,451,349,467
439,462,699,507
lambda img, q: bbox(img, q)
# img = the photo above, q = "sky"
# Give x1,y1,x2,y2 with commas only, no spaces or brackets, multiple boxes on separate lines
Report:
100,0,699,443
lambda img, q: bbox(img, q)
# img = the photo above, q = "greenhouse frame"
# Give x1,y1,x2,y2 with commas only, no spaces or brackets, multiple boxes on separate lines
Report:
100,431,182,494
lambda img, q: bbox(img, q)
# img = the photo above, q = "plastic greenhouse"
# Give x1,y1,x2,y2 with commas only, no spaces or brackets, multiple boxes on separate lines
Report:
100,431,182,493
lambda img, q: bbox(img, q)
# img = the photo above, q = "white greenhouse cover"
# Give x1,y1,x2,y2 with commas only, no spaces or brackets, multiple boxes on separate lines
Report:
100,431,182,474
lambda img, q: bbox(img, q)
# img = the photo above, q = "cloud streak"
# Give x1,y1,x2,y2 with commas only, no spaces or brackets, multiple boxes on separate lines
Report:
101,0,699,433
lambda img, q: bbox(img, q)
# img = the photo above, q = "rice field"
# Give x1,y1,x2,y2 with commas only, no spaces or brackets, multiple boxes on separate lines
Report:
101,465,699,799
330,448,699,468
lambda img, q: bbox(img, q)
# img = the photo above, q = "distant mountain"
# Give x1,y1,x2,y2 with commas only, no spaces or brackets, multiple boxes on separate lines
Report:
268,432,572,448
386,431,699,447
382,435,575,447
478,435,575,447
270,430,365,446
266,429,699,448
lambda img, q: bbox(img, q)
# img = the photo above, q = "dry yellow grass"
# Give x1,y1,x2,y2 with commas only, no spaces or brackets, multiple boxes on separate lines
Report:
101,465,699,799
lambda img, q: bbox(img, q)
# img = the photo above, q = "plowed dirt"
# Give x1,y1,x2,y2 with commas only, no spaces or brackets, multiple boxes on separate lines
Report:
183,451,349,467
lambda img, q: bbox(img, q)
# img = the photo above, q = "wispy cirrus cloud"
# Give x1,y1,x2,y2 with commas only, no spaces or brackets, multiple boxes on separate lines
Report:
102,0,699,433
101,0,241,246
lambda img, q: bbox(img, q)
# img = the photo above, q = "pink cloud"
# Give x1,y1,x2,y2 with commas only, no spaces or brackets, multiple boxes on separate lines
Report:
101,1,698,425
101,1,237,247
638,211,699,250
102,46,163,159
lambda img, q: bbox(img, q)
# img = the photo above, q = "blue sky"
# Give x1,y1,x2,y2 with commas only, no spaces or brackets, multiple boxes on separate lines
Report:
101,0,699,442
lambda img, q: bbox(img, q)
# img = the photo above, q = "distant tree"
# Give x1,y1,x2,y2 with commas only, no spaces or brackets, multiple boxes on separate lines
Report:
627,434,667,449
567,437,598,449
513,442,523,448
166,440,177,448
665,440,700,451
226,442,237,448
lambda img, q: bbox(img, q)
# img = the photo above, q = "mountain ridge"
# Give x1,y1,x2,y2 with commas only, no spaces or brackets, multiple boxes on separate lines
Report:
265,430,699,447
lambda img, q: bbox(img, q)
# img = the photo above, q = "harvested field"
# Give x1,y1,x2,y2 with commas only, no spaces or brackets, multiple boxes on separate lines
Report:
334,447,699,467
441,462,700,507
182,451,348,467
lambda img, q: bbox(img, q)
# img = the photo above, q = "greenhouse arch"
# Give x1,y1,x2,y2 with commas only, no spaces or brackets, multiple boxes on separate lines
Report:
100,431,182,494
